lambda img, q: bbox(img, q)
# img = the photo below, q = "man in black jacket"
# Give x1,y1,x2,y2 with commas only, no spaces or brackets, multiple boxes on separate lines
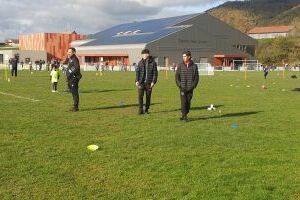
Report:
135,49,158,114
66,47,82,112
10,54,18,77
175,51,199,121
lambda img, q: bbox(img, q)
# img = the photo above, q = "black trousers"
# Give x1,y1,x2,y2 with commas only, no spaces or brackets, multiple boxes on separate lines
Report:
11,67,17,77
138,83,152,112
180,90,193,116
69,80,79,109
264,72,268,79
52,82,58,91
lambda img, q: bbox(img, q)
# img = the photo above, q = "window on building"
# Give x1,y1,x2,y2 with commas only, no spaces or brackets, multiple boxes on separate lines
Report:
0,54,3,64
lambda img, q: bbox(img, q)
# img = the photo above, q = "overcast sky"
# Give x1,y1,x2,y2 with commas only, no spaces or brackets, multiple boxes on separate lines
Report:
0,0,237,42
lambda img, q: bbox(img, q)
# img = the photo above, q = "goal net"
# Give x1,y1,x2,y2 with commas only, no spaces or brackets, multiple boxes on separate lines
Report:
196,63,214,76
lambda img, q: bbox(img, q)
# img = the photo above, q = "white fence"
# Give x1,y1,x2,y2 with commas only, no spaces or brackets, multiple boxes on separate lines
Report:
0,63,49,71
1,62,299,72
83,63,136,72
83,63,214,75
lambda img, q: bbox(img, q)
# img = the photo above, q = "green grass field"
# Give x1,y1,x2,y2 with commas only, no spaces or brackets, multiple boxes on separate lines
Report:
1,70,300,199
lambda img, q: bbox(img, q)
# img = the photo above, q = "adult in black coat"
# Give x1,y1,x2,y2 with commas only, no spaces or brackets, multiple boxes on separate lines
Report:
10,55,18,77
135,49,158,114
66,47,82,112
175,51,199,121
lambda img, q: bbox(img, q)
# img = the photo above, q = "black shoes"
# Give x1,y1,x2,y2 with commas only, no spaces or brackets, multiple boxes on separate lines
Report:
180,115,188,122
138,109,150,115
138,110,144,115
70,107,79,112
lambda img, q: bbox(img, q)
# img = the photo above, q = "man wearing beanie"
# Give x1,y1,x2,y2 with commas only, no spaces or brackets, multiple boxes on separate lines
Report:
175,50,199,122
135,49,158,114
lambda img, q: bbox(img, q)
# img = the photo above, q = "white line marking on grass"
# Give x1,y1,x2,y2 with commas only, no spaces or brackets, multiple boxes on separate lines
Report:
0,91,41,102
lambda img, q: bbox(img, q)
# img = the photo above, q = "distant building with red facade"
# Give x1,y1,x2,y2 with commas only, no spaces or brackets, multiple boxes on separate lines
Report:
19,31,87,61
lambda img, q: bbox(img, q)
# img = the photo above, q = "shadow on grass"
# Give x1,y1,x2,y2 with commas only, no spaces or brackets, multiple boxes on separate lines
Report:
80,88,133,93
81,103,161,111
292,88,300,92
188,111,263,122
155,105,224,113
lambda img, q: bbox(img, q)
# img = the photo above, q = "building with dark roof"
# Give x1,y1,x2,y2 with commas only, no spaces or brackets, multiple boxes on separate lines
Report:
73,13,257,67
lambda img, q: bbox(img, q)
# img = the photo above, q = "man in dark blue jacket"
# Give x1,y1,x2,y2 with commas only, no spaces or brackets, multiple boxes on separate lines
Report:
66,47,82,112
175,51,199,122
135,49,158,114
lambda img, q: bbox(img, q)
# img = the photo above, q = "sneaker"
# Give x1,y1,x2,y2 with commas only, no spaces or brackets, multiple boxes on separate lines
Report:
70,107,79,112
180,115,188,122
145,109,150,114
52,90,55,93
138,110,144,115
183,117,189,122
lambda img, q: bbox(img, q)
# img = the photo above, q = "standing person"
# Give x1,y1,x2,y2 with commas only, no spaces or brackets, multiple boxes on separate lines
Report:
46,61,50,71
65,47,82,112
20,60,24,69
172,63,177,72
96,63,99,71
35,60,38,70
39,59,43,71
132,63,137,72
10,54,18,77
111,63,114,71
29,61,33,71
50,66,60,92
135,49,158,114
100,62,104,71
263,66,269,79
175,50,199,122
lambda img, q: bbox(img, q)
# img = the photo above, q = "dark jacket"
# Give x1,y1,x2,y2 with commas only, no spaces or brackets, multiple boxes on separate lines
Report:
66,55,82,82
175,60,199,92
135,56,158,84
10,58,18,68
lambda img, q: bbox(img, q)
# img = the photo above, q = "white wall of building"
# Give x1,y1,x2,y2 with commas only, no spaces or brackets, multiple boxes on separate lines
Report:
0,50,47,64
248,32,289,39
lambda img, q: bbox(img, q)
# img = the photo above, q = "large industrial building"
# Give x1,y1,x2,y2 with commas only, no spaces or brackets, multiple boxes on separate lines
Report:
73,12,257,67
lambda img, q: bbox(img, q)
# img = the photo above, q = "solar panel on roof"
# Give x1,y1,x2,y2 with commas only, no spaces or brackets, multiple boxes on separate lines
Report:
81,13,201,46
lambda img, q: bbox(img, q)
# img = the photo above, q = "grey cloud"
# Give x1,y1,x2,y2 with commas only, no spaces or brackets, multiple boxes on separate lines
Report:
0,0,229,41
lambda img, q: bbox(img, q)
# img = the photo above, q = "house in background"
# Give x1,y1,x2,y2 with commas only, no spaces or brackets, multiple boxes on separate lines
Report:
248,26,296,39
0,42,46,65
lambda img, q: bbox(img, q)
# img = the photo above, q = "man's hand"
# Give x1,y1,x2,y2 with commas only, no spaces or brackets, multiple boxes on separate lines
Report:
150,82,155,88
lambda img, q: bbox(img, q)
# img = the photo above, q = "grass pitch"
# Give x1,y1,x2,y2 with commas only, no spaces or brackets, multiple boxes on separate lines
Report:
0,70,300,199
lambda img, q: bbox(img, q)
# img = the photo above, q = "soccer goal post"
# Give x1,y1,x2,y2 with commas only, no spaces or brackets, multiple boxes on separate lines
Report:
232,60,260,71
196,63,214,76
